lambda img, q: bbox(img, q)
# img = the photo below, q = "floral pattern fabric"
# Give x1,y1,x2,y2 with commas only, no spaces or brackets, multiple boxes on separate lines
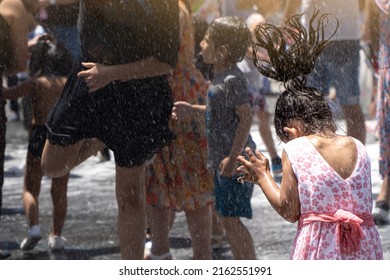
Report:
284,137,383,259
145,1,214,212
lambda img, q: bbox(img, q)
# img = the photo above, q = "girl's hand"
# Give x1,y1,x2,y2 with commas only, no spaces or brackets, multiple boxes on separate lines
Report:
219,156,236,177
171,101,193,121
77,62,112,93
236,147,271,183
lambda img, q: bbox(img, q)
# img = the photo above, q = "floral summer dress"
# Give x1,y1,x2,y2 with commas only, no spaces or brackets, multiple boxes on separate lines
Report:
284,137,383,260
145,1,214,212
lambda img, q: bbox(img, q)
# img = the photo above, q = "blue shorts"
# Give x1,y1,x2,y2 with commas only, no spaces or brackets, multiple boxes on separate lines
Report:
307,40,361,106
214,171,254,219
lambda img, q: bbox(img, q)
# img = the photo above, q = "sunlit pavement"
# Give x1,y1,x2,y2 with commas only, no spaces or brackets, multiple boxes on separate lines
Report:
1,114,389,260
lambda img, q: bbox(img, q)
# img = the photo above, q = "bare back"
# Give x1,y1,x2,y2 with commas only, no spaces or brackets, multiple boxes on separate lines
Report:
306,134,358,180
32,77,67,125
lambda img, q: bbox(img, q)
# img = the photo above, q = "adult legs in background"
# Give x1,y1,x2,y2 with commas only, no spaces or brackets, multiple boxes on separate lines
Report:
42,138,148,259
373,175,390,225
342,104,366,144
144,205,172,259
218,216,256,260
0,108,4,214
146,204,212,260
309,41,366,144
256,109,282,175
185,205,212,259
257,110,278,160
211,208,225,249
116,164,147,259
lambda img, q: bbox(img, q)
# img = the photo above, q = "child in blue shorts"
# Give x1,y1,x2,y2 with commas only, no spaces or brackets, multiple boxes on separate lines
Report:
173,16,256,259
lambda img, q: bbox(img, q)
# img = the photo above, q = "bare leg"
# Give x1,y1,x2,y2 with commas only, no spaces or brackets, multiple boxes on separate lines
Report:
185,205,212,260
22,153,44,227
219,216,256,260
168,208,176,230
41,138,106,178
212,209,224,237
50,174,69,236
376,175,390,203
116,163,147,259
342,104,366,144
145,204,172,259
256,110,278,159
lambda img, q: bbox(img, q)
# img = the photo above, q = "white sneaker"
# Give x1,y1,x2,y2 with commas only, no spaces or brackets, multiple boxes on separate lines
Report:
20,225,42,251
48,235,66,251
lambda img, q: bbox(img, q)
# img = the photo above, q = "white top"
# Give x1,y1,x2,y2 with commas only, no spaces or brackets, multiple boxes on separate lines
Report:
301,0,361,40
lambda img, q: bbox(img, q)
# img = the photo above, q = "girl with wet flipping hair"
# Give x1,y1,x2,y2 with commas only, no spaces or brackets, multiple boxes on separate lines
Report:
237,11,383,259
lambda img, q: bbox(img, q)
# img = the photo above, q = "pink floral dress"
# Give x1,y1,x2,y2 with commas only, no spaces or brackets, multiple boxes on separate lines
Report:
284,137,383,260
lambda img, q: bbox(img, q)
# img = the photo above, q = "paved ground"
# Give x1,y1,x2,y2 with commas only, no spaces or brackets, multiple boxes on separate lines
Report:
0,102,389,260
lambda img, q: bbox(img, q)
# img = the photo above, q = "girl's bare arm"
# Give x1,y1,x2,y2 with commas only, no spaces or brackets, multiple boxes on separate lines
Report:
2,78,37,99
237,148,300,222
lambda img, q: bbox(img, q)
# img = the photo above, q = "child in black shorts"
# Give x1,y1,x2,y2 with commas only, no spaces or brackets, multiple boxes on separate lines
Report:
3,36,73,251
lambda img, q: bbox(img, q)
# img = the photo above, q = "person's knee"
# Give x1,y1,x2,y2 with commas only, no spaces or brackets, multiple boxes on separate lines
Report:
40,141,73,178
41,156,69,178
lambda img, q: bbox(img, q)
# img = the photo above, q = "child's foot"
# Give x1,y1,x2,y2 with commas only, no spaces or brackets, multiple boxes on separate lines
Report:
20,225,42,251
271,156,282,176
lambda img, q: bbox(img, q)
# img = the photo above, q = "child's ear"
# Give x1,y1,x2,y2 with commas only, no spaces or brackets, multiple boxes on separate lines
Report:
283,127,299,141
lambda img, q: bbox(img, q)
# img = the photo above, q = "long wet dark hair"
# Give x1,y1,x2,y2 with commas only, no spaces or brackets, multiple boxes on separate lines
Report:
29,36,73,78
252,10,339,142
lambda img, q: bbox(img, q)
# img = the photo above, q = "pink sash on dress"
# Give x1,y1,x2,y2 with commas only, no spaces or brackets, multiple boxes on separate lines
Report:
299,209,375,255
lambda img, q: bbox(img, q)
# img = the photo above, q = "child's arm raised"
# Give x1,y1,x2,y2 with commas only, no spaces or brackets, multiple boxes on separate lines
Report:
237,147,300,223
2,78,37,99
171,101,206,122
